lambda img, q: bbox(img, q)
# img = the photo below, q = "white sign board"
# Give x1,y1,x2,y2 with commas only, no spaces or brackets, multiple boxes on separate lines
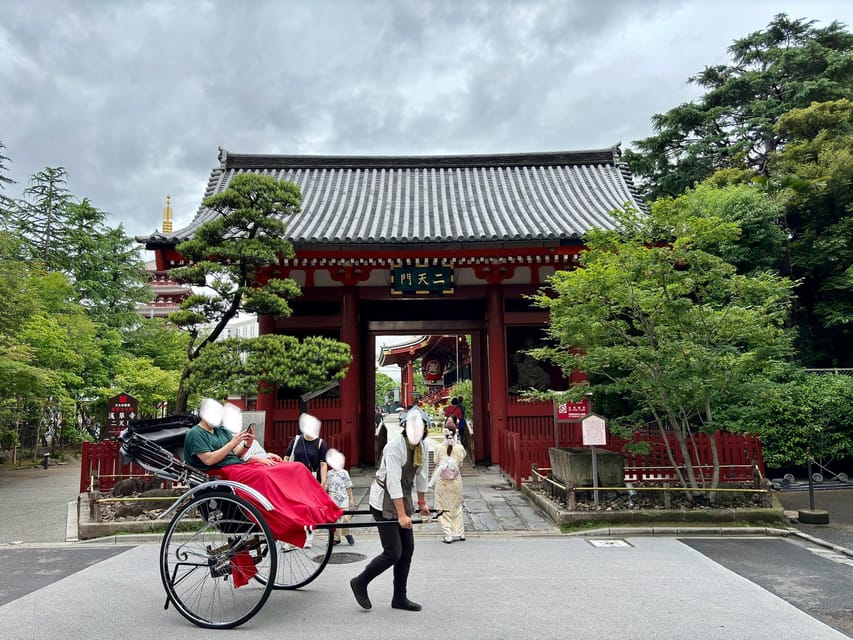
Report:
581,414,607,446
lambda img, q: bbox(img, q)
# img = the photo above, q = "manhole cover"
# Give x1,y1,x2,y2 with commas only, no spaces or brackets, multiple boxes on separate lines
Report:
327,552,367,564
587,539,632,548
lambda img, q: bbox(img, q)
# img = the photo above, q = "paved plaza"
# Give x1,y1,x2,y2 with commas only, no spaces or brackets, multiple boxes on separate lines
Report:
0,450,851,638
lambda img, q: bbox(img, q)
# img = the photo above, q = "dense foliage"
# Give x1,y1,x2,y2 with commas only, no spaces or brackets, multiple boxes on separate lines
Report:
625,14,853,200
0,145,177,456
607,15,853,472
532,201,794,490
375,371,397,409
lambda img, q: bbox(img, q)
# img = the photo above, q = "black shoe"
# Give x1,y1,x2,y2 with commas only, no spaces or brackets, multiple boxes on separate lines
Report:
391,598,422,611
350,577,371,610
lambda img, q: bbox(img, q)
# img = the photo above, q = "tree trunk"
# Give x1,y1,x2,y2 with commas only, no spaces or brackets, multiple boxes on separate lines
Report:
175,380,189,414
654,414,690,491
709,432,721,503
673,428,699,494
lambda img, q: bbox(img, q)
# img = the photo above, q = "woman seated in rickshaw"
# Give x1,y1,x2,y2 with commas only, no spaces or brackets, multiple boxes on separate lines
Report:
183,398,342,548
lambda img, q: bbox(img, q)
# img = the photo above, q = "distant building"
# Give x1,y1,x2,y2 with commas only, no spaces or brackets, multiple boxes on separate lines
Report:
222,315,259,340
138,197,191,319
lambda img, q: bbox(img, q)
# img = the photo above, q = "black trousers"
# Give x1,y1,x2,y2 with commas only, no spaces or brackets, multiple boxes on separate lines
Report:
354,507,415,600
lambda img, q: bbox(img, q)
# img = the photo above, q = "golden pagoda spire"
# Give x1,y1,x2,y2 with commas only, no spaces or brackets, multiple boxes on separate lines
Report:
162,195,173,233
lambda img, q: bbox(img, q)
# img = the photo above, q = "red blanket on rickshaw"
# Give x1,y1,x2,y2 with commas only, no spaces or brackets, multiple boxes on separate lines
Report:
212,461,343,547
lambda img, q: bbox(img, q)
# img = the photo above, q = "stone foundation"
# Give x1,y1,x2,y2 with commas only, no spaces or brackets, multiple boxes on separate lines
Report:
521,483,787,528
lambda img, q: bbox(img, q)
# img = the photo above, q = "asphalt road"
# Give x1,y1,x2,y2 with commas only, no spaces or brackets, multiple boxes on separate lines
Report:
1,457,851,638
775,487,853,552
0,536,850,640
684,537,853,637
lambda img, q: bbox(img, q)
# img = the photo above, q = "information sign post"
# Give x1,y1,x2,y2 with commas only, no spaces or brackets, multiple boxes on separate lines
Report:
581,413,607,506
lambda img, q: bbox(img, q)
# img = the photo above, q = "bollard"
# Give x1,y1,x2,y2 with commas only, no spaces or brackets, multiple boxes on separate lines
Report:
43,452,50,469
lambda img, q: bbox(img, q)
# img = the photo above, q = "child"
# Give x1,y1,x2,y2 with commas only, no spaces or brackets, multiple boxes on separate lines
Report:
326,448,356,545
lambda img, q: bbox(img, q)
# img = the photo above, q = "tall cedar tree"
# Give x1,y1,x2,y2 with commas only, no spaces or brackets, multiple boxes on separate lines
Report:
770,100,853,365
624,14,853,200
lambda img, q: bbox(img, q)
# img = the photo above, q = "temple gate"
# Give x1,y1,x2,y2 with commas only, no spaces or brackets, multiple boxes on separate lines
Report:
140,146,643,467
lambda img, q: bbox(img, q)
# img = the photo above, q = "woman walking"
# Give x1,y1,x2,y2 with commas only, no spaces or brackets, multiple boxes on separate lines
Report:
432,416,467,543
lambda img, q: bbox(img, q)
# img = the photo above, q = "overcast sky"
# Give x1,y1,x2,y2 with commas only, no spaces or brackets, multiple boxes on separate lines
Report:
2,0,852,242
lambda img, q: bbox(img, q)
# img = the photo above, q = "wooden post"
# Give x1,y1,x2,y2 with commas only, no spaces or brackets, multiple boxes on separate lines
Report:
341,287,360,464
486,284,507,465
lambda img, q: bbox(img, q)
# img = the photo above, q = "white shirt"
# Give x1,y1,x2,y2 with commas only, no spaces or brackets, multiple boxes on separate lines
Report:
369,435,429,511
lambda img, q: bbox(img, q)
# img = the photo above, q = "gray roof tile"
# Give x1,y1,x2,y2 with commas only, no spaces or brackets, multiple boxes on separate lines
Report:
139,147,644,247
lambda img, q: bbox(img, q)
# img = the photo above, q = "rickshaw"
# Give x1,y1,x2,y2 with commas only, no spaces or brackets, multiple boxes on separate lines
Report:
119,414,434,629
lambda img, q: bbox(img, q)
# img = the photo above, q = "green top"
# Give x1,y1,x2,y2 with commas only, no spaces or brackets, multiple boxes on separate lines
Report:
184,424,244,471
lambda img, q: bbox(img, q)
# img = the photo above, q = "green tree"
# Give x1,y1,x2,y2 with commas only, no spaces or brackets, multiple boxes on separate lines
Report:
4,166,150,331
625,14,853,200
112,356,182,420
0,141,15,225
0,141,12,190
730,371,853,470
531,205,793,493
169,173,351,411
375,371,397,409
15,272,111,449
18,167,74,269
122,318,190,371
188,334,350,401
63,199,150,328
0,232,39,335
654,182,785,275
770,99,853,365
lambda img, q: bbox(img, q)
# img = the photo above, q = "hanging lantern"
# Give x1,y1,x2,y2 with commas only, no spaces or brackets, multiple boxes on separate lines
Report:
423,356,443,382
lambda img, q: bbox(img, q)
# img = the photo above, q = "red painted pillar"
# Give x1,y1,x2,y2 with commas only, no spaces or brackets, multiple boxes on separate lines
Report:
486,284,507,465
404,360,415,407
340,287,360,464
256,314,276,434
471,331,486,463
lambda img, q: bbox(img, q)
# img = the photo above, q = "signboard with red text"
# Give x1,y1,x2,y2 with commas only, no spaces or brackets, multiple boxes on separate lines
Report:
107,393,138,437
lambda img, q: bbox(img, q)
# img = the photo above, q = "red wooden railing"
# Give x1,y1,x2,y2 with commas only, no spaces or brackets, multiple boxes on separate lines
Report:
79,440,155,493
499,427,764,488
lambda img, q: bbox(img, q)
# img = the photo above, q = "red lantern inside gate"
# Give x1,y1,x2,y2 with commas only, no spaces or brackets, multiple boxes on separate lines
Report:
423,357,443,382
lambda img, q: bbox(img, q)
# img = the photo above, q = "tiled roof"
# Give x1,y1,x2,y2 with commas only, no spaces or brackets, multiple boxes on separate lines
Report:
139,147,644,247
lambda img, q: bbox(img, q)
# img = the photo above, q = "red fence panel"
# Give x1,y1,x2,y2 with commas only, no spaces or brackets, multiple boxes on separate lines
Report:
501,417,765,486
79,441,153,493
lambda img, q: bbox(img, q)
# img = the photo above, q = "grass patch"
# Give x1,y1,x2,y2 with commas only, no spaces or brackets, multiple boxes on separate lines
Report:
560,520,608,533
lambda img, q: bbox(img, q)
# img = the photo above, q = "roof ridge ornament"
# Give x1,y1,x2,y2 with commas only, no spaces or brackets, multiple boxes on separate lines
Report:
611,143,622,160
162,195,173,233
217,146,229,169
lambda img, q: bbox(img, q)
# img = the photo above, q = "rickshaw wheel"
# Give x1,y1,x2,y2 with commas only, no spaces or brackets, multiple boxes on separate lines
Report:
257,527,334,590
160,491,277,629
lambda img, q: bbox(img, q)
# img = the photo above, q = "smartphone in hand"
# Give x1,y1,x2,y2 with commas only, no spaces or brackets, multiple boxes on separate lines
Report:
242,423,255,434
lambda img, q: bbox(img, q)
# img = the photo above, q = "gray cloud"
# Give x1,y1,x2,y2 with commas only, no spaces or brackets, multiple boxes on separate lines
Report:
1,0,851,238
